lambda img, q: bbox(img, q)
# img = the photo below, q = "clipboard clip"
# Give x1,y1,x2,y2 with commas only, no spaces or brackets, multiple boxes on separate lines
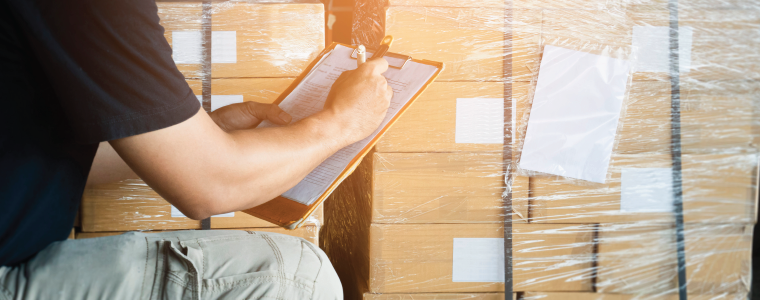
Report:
350,37,411,70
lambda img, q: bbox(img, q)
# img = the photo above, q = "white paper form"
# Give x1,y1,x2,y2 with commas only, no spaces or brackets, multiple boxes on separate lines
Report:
519,45,631,183
259,45,439,205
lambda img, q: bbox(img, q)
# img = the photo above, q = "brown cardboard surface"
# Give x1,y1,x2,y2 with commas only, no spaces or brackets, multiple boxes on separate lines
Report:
614,80,757,154
364,293,514,300
211,78,294,104
369,223,594,293
388,0,623,9
596,223,752,294
211,3,324,78
210,205,323,229
81,179,201,232
523,292,748,300
157,2,203,79
75,226,320,244
529,153,758,224
81,178,322,232
385,7,540,81
629,9,760,81
371,152,528,224
68,229,75,240
375,82,530,154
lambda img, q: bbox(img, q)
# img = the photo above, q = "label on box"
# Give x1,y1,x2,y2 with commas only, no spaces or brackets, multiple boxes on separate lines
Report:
452,238,504,282
211,95,244,112
170,205,234,218
620,168,674,212
172,31,203,64
455,98,504,144
211,31,237,64
632,26,692,73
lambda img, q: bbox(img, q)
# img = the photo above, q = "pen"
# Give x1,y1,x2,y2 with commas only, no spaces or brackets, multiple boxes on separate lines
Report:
357,45,366,65
371,36,393,61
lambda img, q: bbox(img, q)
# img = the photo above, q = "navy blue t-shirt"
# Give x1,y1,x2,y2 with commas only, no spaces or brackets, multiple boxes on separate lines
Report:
0,0,200,266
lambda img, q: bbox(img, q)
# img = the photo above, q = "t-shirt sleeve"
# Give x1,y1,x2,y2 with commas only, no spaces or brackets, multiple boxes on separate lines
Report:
9,0,201,143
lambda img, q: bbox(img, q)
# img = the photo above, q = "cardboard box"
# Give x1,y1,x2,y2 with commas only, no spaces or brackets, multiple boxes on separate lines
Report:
614,80,756,154
364,293,513,300
629,9,760,81
529,153,758,224
540,9,760,81
389,0,623,9
157,2,204,79
523,292,747,300
210,3,324,78
368,152,528,224
81,178,322,232
596,223,752,295
369,223,595,293
158,3,324,79
385,7,540,81
211,78,293,105
75,226,320,245
376,82,530,155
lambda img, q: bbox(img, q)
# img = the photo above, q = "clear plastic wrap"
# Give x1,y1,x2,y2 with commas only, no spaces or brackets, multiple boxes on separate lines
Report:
322,0,759,299
79,1,326,238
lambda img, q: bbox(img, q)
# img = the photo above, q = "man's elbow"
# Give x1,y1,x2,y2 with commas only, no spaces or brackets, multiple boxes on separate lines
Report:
174,203,214,220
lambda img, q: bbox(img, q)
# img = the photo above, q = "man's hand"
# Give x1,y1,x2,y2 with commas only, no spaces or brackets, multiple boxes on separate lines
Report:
209,102,292,132
324,58,393,144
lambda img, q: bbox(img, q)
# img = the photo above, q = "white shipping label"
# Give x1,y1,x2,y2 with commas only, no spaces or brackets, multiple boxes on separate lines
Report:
632,26,693,73
455,98,504,144
620,168,674,212
211,31,237,64
170,205,235,218
172,31,202,64
211,95,244,112
452,238,504,282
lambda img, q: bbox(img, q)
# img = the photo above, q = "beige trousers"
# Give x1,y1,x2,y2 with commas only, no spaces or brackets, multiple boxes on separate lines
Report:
0,230,342,300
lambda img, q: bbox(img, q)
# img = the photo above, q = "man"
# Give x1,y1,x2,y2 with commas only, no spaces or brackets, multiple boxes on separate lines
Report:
0,0,392,299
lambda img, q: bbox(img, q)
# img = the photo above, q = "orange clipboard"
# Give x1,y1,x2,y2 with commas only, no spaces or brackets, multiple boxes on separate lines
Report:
242,42,444,229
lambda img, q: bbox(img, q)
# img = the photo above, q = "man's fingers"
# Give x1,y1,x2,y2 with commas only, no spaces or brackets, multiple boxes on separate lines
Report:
243,102,291,125
362,56,389,75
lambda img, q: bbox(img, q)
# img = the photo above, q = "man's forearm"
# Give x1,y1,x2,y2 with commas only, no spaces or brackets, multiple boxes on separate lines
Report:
111,109,351,219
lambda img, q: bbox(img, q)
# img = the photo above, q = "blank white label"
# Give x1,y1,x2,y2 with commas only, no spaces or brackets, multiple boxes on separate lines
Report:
211,31,237,64
452,238,504,282
455,98,504,144
632,26,692,73
170,205,234,218
196,95,202,105
172,31,202,64
620,168,674,212
211,95,244,112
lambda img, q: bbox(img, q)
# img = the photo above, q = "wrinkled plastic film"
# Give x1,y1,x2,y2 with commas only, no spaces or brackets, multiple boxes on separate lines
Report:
79,0,326,239
322,0,758,299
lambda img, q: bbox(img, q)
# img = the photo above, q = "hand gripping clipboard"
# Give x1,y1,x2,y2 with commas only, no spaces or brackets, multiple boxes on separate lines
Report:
241,42,444,229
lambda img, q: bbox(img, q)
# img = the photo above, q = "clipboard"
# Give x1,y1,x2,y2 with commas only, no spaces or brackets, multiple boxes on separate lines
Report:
241,42,444,229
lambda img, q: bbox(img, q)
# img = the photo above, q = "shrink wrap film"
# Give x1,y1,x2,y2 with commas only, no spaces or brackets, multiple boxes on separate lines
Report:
326,0,759,299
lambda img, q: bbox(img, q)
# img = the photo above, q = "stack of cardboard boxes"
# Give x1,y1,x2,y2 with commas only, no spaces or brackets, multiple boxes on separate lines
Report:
324,1,599,299
528,1,757,297
324,0,757,299
78,1,326,243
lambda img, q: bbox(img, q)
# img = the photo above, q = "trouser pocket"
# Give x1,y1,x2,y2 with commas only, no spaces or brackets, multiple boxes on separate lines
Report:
152,240,203,300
